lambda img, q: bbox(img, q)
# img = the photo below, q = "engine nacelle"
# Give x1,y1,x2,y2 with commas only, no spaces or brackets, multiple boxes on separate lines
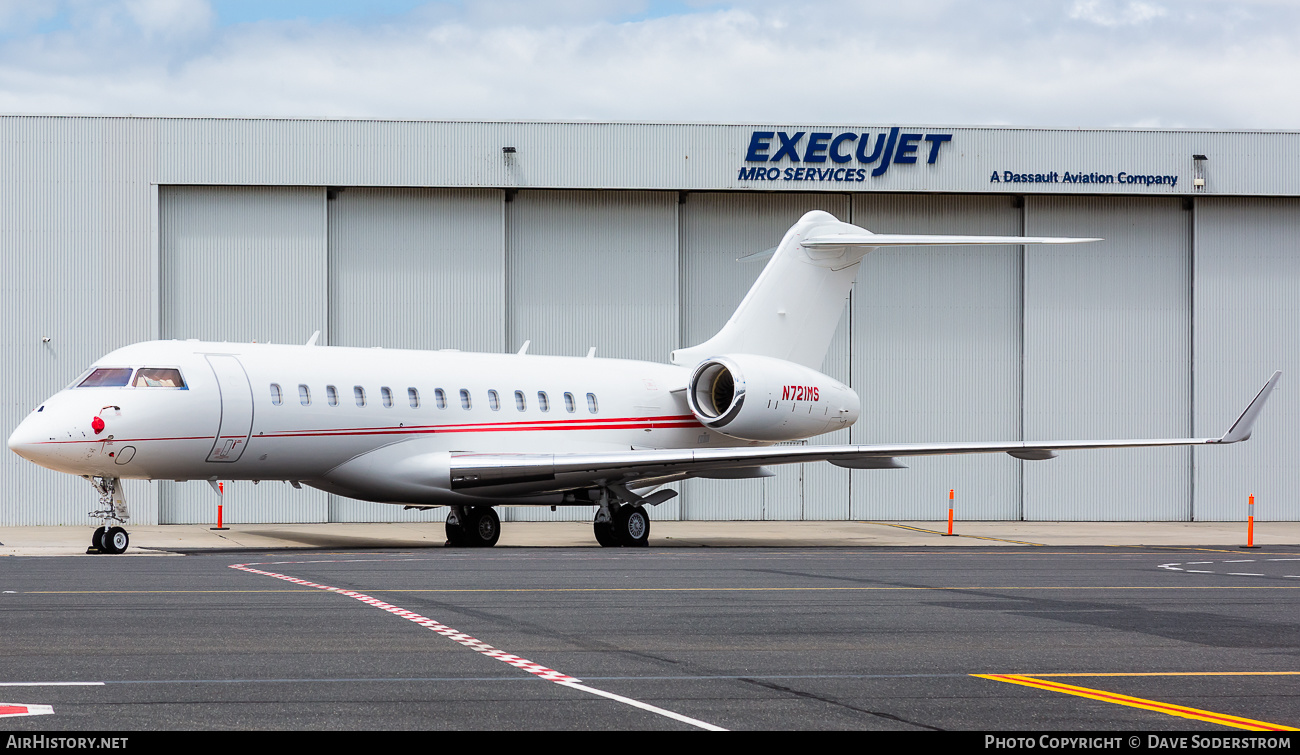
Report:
685,354,860,442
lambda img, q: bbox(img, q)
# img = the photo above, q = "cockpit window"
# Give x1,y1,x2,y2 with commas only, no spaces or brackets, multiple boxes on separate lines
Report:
132,368,186,389
77,368,133,388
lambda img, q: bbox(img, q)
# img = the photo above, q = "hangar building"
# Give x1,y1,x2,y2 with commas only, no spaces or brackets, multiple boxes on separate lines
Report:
2,116,1296,525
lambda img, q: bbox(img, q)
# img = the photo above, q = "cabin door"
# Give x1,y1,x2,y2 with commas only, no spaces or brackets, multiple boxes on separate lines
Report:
205,354,254,463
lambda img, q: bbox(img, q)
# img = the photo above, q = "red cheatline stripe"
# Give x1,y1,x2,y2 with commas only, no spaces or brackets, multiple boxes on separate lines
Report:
0,706,29,716
37,415,703,445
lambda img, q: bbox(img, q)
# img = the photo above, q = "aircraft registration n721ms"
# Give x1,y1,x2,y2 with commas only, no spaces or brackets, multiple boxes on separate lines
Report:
7,211,1281,554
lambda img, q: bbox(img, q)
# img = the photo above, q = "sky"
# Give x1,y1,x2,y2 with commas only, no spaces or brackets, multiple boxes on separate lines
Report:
0,0,1295,128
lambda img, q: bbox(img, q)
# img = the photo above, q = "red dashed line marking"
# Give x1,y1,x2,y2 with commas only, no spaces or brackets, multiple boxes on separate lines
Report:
0,703,54,718
229,562,576,682
228,560,725,730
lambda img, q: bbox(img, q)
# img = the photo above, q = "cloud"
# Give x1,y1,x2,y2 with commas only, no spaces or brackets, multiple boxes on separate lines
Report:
122,0,213,38
1068,0,1167,27
0,0,1295,128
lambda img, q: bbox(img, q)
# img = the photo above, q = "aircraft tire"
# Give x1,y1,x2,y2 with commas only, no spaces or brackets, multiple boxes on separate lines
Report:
593,517,619,547
103,527,129,554
615,506,650,547
465,507,501,548
91,526,107,552
444,519,467,547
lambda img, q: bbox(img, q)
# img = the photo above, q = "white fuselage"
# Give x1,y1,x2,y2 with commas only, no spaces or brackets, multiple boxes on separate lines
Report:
8,339,753,505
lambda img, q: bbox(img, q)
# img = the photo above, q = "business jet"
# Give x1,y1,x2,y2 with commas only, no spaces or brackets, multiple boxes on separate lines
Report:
7,211,1281,554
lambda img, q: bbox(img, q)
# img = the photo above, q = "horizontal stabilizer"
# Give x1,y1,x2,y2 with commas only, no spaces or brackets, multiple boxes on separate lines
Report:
803,233,1101,248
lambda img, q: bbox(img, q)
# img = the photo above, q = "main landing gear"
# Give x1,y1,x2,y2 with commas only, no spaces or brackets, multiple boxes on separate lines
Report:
445,505,501,547
87,476,131,554
593,489,650,548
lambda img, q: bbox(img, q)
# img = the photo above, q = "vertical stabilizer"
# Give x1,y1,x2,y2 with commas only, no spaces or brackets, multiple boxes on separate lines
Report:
671,211,867,370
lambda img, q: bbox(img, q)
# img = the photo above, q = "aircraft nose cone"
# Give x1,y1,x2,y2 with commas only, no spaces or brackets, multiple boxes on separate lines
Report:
8,423,36,460
8,412,52,463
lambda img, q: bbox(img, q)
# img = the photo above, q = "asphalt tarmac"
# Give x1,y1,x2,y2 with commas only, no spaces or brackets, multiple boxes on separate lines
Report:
3,543,1300,732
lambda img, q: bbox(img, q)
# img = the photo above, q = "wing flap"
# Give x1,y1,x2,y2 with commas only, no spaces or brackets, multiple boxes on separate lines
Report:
448,371,1279,497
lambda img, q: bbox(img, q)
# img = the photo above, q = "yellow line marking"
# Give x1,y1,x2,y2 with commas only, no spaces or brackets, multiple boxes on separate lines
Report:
974,674,1298,732
18,585,1300,595
1023,672,1300,678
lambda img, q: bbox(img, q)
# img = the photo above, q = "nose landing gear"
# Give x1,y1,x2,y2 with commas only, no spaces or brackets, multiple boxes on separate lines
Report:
87,477,131,554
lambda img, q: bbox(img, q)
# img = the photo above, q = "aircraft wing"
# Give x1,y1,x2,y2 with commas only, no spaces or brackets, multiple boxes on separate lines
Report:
450,371,1280,499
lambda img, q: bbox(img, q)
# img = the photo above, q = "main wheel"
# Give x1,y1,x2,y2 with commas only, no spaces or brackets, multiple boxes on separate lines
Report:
614,506,650,547
91,526,107,552
103,527,129,554
445,517,467,547
593,516,619,547
464,507,501,547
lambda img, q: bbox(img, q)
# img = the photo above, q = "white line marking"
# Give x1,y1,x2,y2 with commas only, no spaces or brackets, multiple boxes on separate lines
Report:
1225,560,1256,563
1186,570,1213,574
1187,561,1212,565
557,681,727,731
0,682,103,687
1268,559,1300,562
1228,573,1265,577
230,560,726,731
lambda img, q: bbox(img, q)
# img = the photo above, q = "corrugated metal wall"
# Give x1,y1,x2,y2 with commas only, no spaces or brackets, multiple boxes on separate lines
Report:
1193,198,1300,521
3,115,1297,526
505,190,679,521
1023,196,1192,520
677,192,851,520
158,186,330,524
849,194,1024,520
0,118,158,524
325,187,505,522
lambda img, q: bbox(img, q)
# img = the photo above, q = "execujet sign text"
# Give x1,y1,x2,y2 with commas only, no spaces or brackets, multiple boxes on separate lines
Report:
993,170,1179,187
737,127,952,182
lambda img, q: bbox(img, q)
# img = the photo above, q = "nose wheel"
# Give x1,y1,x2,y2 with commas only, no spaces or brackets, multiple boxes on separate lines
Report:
87,477,131,554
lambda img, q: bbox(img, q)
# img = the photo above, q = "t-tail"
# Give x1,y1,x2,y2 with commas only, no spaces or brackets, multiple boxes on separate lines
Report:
671,210,1100,369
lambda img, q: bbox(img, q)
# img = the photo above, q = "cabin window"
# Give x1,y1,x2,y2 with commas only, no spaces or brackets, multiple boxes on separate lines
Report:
326,385,338,406
408,387,420,408
587,392,599,414
270,383,283,406
488,390,500,411
133,368,186,389
381,387,394,408
354,386,366,407
514,390,526,411
77,368,133,388
537,391,550,412
435,388,447,409
564,392,576,413
298,384,311,406
460,389,472,410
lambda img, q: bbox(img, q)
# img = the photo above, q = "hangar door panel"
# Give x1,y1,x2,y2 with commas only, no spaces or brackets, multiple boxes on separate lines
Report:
507,191,676,522
159,186,328,524
1023,196,1191,521
678,192,851,522
326,187,504,522
1192,198,1300,521
849,194,1024,521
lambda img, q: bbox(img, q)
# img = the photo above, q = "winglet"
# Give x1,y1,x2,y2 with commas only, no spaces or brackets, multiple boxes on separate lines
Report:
1217,371,1282,443
306,330,321,346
